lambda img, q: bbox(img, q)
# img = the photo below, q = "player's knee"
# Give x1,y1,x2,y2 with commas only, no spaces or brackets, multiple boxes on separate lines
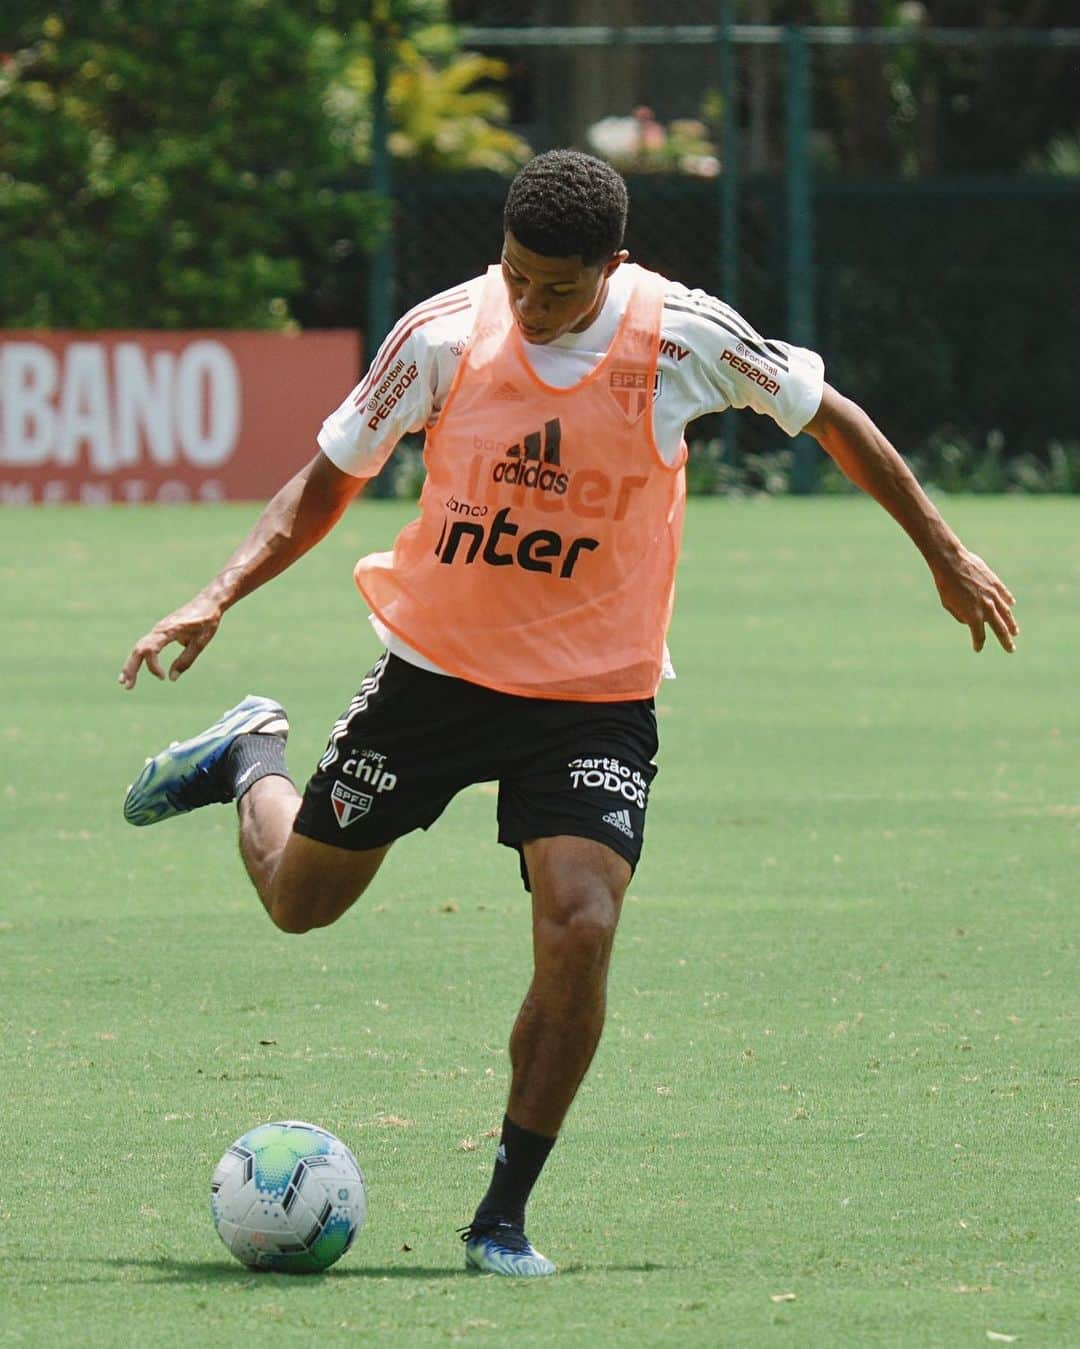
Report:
267,886,334,935
269,902,314,934
264,849,385,934
539,876,621,960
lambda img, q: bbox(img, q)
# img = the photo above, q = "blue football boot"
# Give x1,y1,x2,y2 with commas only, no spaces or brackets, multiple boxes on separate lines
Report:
123,694,288,826
460,1222,556,1278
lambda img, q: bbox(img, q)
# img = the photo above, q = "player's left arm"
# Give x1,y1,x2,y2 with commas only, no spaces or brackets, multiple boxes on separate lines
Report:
805,383,1018,653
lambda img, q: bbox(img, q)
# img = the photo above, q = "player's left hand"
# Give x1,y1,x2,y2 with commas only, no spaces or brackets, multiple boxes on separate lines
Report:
932,548,1018,653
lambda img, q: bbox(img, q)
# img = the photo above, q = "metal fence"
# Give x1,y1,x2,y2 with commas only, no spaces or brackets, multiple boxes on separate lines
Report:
362,17,1080,490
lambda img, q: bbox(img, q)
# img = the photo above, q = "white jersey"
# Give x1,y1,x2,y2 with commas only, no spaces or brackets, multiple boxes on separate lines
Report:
317,266,826,675
319,266,824,474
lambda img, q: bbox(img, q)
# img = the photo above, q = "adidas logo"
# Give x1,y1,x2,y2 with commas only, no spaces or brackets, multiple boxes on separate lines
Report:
489,417,568,497
493,381,524,401
602,808,634,839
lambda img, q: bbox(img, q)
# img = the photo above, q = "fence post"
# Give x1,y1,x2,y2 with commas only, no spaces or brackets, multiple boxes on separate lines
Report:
368,4,395,359
719,0,740,471
366,4,396,496
784,23,818,494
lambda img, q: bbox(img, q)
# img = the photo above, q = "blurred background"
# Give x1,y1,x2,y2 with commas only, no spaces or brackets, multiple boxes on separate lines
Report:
2,0,1078,496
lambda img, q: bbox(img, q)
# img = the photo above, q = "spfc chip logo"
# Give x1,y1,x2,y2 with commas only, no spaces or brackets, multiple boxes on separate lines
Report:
609,369,661,424
330,780,373,828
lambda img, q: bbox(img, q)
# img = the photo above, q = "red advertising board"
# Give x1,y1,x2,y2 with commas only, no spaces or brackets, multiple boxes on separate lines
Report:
0,330,361,504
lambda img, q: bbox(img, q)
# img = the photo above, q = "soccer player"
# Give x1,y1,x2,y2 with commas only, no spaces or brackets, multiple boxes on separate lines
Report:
119,150,1017,1277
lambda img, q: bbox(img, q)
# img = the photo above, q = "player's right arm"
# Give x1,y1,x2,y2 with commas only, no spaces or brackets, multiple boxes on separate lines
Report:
118,451,362,688
119,283,474,689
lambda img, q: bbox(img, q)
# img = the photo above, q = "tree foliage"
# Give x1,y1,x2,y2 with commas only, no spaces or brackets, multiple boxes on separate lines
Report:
0,0,526,330
3,1,1073,329
321,15,530,175
0,3,390,328
385,47,530,173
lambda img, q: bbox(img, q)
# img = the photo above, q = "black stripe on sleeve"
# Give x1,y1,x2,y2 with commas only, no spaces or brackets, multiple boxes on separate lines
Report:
663,297,791,372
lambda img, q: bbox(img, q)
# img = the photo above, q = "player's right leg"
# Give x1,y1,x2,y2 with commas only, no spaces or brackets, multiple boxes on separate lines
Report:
123,653,479,933
123,693,290,827
237,777,391,933
121,691,391,930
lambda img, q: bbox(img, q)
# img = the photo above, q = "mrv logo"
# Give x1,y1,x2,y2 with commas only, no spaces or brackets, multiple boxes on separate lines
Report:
490,417,568,496
435,504,598,578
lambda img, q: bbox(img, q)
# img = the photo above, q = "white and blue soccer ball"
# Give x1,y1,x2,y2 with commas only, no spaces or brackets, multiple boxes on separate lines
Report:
210,1120,366,1273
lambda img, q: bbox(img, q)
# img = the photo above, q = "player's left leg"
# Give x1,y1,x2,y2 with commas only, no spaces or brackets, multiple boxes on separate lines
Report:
509,835,629,1134
462,834,630,1278
463,692,657,1276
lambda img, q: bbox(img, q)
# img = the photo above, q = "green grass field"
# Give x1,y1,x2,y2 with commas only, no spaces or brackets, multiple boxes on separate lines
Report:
1,497,1076,1347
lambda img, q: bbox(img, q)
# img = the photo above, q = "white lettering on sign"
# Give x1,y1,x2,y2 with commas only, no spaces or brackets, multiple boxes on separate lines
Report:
174,341,240,467
115,344,175,467
0,340,241,471
1,343,56,466
56,343,110,467
0,478,226,505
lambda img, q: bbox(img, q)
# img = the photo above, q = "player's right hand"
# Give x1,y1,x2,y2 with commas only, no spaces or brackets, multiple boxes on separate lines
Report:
118,596,223,689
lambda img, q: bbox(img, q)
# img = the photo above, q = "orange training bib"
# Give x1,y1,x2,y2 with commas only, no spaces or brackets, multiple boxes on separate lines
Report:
353,263,686,700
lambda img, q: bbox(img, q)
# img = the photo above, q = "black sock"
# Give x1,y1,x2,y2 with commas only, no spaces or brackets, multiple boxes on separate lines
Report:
473,1116,556,1231
225,734,293,802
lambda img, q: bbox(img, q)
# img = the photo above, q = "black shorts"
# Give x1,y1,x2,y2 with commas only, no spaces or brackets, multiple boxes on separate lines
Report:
292,652,659,890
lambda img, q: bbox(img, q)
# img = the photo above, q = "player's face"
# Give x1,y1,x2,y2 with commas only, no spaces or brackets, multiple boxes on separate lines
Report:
501,231,627,344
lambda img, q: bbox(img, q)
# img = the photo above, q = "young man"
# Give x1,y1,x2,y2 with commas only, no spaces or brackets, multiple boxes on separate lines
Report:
120,150,1017,1277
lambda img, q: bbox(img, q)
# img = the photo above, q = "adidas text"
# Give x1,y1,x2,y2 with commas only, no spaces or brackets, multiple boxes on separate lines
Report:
492,459,569,495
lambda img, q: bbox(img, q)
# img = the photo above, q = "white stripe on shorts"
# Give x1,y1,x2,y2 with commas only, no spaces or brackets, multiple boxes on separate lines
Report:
317,651,390,772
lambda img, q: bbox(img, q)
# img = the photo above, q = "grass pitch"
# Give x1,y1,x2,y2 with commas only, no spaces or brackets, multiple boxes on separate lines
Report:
1,496,1076,1347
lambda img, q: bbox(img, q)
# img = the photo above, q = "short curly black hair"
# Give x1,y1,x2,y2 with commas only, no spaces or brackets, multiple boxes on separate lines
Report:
503,150,628,267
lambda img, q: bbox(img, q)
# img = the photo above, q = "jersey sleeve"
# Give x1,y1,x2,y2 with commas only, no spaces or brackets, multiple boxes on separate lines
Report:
317,284,476,478
662,283,825,436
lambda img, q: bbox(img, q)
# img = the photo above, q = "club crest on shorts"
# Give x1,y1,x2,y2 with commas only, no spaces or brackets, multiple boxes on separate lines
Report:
330,780,373,828
609,369,661,424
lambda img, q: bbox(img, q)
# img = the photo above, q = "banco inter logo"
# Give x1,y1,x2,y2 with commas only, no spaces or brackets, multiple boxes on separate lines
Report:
434,505,598,579
490,418,568,496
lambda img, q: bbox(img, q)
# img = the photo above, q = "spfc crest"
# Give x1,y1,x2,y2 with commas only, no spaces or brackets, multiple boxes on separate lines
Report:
609,369,661,424
330,780,373,828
